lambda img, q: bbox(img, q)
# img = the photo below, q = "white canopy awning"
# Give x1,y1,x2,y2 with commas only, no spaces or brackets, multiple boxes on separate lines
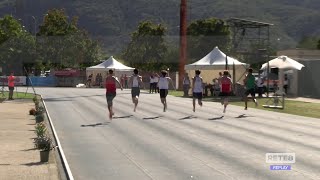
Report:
261,55,305,70
86,56,134,71
185,46,247,70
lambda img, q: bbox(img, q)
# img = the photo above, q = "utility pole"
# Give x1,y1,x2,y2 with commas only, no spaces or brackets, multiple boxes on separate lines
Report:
179,0,187,90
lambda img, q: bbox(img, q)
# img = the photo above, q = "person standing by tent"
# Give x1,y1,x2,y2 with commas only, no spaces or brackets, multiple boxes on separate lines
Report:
8,72,15,100
158,70,175,112
183,73,190,97
124,74,128,89
192,70,203,112
244,68,258,110
149,75,154,93
219,70,233,113
105,69,123,120
283,74,289,95
129,69,144,112
86,74,93,88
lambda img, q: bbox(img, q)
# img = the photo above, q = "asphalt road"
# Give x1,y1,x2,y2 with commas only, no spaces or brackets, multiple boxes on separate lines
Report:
29,87,320,180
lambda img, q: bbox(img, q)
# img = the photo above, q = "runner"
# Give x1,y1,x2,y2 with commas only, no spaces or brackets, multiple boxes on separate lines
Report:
244,68,258,110
105,69,123,120
192,70,203,112
158,70,175,112
219,70,233,113
129,69,144,112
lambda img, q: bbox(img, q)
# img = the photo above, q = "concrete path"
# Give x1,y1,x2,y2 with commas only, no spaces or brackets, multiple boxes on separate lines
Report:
0,100,60,180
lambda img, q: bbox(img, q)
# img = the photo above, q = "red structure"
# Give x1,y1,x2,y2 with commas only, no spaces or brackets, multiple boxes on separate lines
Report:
179,0,187,90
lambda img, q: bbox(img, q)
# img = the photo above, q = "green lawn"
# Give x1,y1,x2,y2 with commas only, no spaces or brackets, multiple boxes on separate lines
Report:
168,91,320,119
168,90,184,97
229,98,320,119
0,91,36,99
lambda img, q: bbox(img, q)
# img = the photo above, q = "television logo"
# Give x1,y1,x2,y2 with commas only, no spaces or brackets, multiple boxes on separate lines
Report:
266,153,295,164
270,165,291,170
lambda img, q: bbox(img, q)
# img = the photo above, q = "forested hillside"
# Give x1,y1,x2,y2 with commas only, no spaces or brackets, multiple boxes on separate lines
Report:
1,0,319,53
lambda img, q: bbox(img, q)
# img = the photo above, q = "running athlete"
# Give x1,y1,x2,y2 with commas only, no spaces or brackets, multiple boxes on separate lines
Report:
129,69,144,112
244,68,258,110
105,69,123,120
192,70,203,112
158,70,175,112
219,71,233,113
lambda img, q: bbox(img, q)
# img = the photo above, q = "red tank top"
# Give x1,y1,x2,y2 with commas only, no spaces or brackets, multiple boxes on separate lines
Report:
105,77,116,93
221,77,231,93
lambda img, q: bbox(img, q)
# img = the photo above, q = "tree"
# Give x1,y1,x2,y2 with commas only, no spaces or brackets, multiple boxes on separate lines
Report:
122,21,168,71
187,18,231,61
297,36,319,49
0,15,35,75
317,39,320,49
37,9,102,69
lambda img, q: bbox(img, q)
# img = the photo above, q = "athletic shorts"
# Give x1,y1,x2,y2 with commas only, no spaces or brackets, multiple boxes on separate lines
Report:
245,88,255,97
219,92,231,96
106,92,116,106
159,89,168,98
8,87,14,91
131,87,140,97
193,92,203,100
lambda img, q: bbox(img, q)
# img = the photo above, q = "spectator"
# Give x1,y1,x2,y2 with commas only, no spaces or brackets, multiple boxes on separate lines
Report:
124,74,128,88
257,76,264,97
86,74,93,88
8,72,15,100
183,73,190,97
153,73,159,93
149,75,154,93
283,74,289,95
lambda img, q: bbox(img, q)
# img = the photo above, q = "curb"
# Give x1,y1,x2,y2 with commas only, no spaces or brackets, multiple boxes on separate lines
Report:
41,96,74,180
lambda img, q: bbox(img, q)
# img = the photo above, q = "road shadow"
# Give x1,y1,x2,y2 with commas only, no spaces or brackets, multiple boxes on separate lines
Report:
113,115,133,119
0,164,10,166
179,115,197,120
235,114,253,118
21,162,45,166
43,94,104,102
81,122,109,127
26,123,36,125
143,116,163,120
21,147,37,151
208,116,224,120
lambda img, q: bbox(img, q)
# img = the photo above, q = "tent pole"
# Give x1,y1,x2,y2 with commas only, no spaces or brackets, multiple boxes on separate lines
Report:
225,55,228,70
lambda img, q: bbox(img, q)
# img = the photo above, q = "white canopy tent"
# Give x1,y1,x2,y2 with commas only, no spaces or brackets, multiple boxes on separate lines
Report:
260,55,305,94
185,46,247,70
260,55,305,70
184,47,248,85
86,56,135,85
86,56,134,71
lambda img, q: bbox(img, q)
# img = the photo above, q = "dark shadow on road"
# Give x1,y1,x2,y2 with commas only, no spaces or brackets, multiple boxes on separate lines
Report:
43,98,73,102
0,164,10,166
43,94,104,102
235,114,253,118
208,116,224,120
21,162,45,166
113,115,133,119
179,115,197,120
21,147,37,151
143,116,163,120
27,123,36,125
28,129,36,131
81,122,109,127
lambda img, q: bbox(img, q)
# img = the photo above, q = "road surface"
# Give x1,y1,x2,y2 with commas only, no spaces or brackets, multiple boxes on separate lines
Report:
27,87,320,180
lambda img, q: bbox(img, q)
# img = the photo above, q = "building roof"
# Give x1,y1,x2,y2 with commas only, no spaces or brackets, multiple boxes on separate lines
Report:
227,17,273,28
